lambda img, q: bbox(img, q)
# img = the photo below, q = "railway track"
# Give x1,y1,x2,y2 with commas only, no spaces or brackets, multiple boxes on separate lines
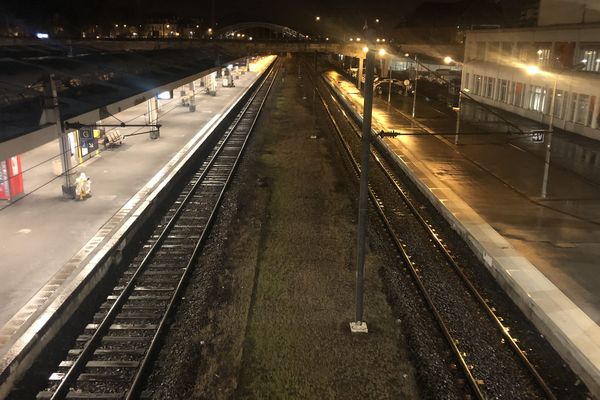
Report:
34,60,279,400
304,60,557,399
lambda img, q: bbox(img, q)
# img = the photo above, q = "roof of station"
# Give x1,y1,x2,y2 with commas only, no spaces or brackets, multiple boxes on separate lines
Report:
0,41,238,143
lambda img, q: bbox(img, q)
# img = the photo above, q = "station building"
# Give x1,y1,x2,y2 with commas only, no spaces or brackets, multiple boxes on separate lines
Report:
461,0,600,140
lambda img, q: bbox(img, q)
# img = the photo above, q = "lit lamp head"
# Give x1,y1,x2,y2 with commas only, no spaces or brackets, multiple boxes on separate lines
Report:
444,56,453,64
362,46,369,54
378,48,386,57
526,65,540,75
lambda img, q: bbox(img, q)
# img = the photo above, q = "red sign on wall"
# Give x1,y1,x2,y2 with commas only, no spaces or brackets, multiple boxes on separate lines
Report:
0,155,24,201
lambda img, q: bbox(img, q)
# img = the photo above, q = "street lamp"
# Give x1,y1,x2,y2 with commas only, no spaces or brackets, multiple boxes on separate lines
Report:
454,88,469,145
411,54,419,118
375,48,393,104
526,65,540,75
442,56,463,144
316,16,321,21
351,26,377,335
526,65,556,198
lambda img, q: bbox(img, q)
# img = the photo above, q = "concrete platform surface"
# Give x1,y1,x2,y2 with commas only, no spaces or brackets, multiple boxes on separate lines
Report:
324,70,600,398
0,60,269,353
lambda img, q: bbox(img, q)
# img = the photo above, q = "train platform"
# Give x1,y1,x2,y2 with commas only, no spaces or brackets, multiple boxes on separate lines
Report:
0,59,272,360
323,70,600,396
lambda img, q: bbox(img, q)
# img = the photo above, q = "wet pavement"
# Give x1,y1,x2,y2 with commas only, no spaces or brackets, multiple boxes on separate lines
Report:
325,69,600,324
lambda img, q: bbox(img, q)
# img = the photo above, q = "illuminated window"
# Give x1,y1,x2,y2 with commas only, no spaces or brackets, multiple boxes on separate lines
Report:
473,74,482,95
529,86,547,112
514,82,525,107
581,48,600,72
536,48,551,66
498,79,509,103
484,77,495,98
575,94,590,125
569,94,578,121
552,90,568,118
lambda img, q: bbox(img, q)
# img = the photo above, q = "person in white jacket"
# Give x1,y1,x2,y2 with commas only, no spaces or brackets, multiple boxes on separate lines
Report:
75,172,92,200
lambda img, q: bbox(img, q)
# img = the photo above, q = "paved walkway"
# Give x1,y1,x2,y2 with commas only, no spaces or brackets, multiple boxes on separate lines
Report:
326,70,600,324
0,65,263,330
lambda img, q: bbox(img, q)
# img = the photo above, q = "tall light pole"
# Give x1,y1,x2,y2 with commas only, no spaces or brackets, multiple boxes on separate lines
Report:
443,56,463,145
412,54,418,118
542,74,558,198
377,48,392,103
526,64,557,198
455,90,463,145
388,66,392,104
351,29,376,334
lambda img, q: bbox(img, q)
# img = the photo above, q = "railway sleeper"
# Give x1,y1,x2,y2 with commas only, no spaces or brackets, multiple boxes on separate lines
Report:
36,391,126,399
85,323,157,331
59,360,139,368
107,294,170,301
76,335,151,343
112,286,175,292
123,268,185,275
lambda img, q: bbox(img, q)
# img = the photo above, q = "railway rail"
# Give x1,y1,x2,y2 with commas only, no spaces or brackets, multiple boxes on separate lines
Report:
33,60,279,400
304,59,558,399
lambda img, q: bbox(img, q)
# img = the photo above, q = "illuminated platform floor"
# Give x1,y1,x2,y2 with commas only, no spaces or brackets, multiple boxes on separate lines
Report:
325,70,600,396
0,67,263,338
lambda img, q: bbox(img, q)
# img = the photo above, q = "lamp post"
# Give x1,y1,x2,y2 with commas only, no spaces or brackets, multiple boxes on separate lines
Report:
376,48,392,103
351,30,376,334
455,90,463,145
412,54,418,118
526,65,557,198
443,56,463,145
541,75,558,198
388,66,392,104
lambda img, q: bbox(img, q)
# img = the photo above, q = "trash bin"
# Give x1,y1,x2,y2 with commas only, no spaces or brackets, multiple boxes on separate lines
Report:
150,130,160,140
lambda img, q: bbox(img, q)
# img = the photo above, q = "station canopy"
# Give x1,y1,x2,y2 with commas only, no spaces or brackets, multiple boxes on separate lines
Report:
0,42,238,143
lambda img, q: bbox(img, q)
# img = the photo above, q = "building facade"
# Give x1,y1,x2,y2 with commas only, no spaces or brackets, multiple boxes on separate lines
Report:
462,19,600,139
538,0,600,26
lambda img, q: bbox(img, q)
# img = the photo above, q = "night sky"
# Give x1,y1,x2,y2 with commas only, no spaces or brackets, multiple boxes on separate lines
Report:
2,0,525,34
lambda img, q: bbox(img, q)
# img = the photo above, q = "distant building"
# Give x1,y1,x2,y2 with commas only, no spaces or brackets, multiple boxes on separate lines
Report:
461,0,600,139
519,0,540,26
538,0,600,26
393,0,505,44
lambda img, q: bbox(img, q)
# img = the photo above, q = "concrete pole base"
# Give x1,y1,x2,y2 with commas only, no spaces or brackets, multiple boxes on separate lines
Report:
61,184,76,199
349,321,368,333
